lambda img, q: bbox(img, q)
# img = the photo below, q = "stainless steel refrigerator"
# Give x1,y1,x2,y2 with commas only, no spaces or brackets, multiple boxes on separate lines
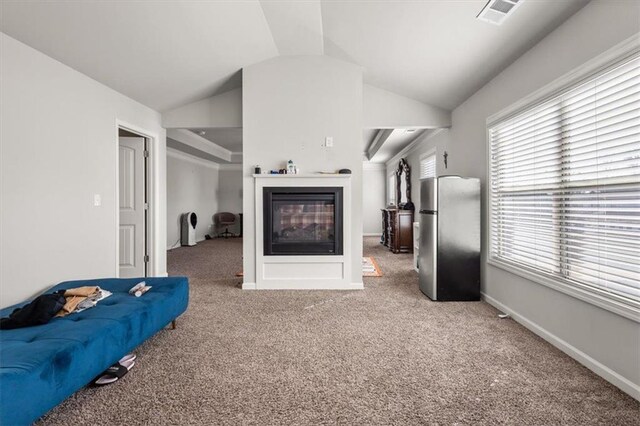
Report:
418,176,480,301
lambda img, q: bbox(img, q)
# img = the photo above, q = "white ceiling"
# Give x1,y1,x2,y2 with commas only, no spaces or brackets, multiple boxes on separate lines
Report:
260,0,324,55
321,0,589,110
0,0,589,113
0,1,278,111
188,128,243,153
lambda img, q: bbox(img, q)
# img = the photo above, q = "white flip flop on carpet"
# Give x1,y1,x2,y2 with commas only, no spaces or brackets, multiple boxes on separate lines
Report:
94,355,136,385
119,353,136,364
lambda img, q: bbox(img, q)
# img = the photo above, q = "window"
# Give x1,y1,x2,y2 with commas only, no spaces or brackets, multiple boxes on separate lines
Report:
388,173,396,205
489,54,640,310
420,152,436,179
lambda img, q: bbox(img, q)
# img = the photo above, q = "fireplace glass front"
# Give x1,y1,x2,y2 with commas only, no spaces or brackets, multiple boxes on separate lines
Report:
263,187,343,255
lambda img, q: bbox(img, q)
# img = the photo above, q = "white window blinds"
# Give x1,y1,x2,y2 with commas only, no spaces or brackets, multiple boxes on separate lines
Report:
420,154,436,179
489,54,640,307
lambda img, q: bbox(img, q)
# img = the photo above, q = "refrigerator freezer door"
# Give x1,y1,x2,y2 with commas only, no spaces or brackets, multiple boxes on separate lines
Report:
418,212,437,300
436,177,481,301
420,177,438,213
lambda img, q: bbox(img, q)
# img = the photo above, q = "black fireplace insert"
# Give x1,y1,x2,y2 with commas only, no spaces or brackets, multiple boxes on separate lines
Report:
263,187,343,255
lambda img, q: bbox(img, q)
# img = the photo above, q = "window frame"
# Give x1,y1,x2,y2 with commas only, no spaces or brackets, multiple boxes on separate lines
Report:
485,36,640,322
419,149,437,179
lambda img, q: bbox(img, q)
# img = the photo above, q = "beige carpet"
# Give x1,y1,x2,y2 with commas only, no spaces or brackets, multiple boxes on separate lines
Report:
38,237,639,425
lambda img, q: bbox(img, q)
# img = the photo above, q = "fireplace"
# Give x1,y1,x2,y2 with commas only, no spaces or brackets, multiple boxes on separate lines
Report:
263,187,343,255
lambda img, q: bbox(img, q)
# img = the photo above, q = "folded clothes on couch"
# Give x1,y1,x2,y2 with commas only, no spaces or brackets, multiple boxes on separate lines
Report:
55,286,111,317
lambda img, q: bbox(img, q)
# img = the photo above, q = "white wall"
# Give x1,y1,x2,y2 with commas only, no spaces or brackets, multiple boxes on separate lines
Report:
162,83,450,131
362,164,386,235
218,167,243,236
400,2,640,398
166,150,220,248
243,55,363,286
0,32,167,308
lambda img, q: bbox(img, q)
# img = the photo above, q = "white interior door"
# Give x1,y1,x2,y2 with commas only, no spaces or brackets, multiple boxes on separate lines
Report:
119,136,146,278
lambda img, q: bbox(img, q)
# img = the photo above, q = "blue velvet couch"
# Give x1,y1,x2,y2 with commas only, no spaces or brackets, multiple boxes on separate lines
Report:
0,276,189,425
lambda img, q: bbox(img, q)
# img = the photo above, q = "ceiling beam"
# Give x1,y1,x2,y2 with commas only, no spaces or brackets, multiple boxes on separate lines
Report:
366,129,393,160
166,129,232,163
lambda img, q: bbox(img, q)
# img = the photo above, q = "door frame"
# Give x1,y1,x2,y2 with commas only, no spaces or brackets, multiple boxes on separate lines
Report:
115,119,159,278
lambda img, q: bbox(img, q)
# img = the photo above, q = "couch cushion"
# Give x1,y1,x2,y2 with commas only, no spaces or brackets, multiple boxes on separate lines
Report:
0,276,188,425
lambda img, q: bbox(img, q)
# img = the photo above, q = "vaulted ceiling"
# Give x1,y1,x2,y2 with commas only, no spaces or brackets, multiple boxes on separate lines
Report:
0,0,589,113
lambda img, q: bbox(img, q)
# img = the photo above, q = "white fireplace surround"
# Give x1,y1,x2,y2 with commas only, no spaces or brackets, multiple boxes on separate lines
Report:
244,174,362,290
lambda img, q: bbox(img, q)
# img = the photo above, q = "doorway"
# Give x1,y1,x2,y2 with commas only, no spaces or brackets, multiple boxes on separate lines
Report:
118,128,148,278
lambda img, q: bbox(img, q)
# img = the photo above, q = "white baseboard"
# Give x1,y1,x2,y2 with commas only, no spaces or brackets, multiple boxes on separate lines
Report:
242,282,364,290
363,233,381,237
482,292,640,401
167,237,207,251
242,282,257,290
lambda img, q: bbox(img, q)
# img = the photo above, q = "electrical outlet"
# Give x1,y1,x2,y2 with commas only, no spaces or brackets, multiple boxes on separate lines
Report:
93,194,102,206
325,137,334,147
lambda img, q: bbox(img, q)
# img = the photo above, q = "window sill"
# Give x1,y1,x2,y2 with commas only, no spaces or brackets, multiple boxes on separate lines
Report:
487,257,640,323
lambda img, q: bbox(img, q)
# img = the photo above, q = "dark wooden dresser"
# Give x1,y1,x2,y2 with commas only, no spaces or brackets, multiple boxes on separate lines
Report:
381,208,414,253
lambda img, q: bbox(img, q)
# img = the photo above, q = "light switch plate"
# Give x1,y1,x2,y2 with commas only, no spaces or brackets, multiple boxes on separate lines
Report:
325,137,334,147
94,194,101,206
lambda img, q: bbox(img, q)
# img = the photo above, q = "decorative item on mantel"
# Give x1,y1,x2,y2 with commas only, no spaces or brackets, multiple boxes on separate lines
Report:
254,168,355,177
267,160,298,174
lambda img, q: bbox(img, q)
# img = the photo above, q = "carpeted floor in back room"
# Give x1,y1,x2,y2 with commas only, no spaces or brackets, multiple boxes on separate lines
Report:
38,237,640,425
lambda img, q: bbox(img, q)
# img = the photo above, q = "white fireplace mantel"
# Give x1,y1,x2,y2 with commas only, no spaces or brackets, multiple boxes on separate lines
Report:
252,173,352,178
245,174,362,290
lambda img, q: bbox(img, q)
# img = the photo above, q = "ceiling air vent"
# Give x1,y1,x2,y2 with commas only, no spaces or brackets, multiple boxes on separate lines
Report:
477,0,523,25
